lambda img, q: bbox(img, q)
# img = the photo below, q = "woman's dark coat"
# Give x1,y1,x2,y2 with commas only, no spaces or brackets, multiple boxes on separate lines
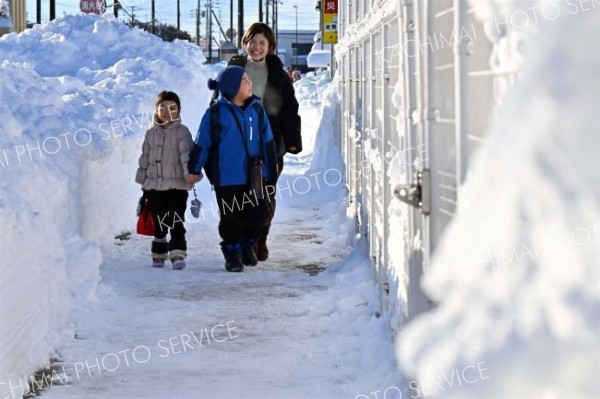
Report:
227,54,302,156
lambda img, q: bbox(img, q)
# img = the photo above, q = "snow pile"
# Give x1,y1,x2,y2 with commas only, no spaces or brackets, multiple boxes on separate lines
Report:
294,75,404,397
0,0,10,29
397,3,600,398
0,14,211,397
0,0,8,17
302,240,405,398
293,70,333,160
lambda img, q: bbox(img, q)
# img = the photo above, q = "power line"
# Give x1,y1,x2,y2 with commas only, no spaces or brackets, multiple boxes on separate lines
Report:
25,0,318,43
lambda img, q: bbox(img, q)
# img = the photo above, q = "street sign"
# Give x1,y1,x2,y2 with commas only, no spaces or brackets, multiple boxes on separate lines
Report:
80,0,106,15
322,0,337,43
323,0,337,14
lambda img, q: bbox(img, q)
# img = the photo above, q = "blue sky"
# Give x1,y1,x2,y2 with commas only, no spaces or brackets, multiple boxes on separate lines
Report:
26,1,320,36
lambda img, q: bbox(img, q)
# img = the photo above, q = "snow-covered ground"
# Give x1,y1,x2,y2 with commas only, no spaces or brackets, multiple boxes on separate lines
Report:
34,176,402,399
0,14,402,399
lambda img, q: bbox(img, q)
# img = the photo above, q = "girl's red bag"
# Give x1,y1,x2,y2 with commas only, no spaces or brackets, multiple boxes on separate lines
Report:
136,201,155,236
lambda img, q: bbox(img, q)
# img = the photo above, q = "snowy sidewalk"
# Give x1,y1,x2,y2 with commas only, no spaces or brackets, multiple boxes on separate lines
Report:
39,163,402,399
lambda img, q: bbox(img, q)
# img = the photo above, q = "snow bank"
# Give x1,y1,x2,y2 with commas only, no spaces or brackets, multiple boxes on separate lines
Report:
397,3,600,398
0,14,212,397
0,0,10,29
304,239,405,398
293,70,334,160
294,74,405,397
307,50,330,69
0,0,8,17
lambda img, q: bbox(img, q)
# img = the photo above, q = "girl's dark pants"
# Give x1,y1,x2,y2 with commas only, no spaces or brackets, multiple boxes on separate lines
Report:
146,189,188,253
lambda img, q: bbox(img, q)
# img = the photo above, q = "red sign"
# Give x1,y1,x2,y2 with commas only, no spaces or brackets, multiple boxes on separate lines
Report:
80,0,106,15
324,0,337,14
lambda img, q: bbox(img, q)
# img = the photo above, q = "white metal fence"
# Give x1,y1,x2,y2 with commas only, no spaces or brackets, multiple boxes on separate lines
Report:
335,0,512,323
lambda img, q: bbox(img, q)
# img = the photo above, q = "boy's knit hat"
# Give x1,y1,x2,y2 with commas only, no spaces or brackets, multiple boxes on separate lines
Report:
208,66,245,99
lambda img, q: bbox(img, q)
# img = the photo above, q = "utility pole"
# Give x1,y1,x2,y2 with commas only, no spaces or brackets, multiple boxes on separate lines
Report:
206,1,209,55
237,0,243,48
208,0,213,63
196,0,200,46
177,0,180,31
294,5,298,69
151,0,155,33
265,0,269,26
36,0,41,23
49,0,55,20
318,0,323,49
229,0,233,44
274,0,278,53
258,0,263,23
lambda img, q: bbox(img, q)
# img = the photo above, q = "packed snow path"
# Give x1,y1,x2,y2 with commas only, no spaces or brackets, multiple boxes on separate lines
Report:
0,16,397,398
39,153,402,399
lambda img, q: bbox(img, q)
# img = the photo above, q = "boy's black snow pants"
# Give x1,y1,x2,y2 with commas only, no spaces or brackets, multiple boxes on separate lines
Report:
215,184,269,246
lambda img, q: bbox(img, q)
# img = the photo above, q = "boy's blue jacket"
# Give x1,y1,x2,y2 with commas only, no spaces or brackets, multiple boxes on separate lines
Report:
188,96,278,187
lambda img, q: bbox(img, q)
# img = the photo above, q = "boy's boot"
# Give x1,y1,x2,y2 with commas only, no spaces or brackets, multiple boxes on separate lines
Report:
242,238,258,266
221,243,243,272
255,237,269,261
151,238,169,267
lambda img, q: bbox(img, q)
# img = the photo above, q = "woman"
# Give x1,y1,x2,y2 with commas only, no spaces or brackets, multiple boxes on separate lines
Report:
227,22,302,261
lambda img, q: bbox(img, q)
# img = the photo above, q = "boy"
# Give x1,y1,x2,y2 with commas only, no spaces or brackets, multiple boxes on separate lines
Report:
187,66,278,272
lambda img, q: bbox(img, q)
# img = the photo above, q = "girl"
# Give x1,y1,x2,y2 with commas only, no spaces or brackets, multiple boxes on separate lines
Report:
136,91,195,270
188,66,277,273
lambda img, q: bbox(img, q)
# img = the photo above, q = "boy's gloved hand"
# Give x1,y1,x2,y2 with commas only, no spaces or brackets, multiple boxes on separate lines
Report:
186,173,203,185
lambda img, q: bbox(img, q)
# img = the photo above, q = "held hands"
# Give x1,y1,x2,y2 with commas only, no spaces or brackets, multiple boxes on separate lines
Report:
186,173,203,185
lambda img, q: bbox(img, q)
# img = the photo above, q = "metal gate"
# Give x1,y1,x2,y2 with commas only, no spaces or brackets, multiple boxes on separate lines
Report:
336,0,499,324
